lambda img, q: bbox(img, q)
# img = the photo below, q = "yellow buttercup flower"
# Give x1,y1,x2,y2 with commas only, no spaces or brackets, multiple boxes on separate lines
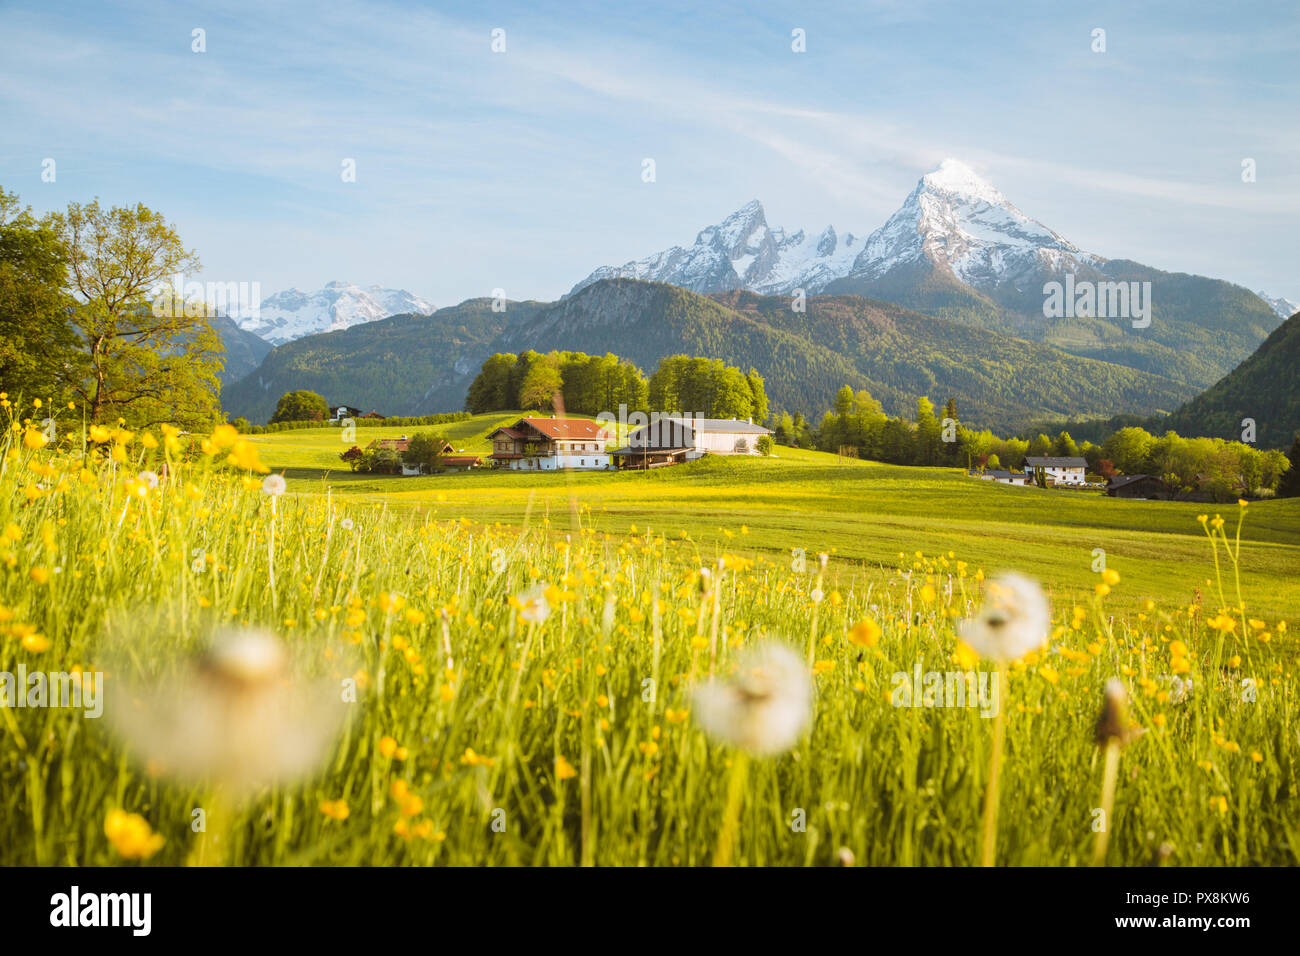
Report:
555,755,578,780
104,809,165,860
319,799,350,821
848,618,881,647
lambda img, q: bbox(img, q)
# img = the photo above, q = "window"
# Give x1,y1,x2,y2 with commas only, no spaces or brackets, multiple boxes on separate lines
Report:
581,459,586,466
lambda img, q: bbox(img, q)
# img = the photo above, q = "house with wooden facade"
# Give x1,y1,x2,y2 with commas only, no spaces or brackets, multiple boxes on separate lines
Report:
487,417,612,471
609,416,773,469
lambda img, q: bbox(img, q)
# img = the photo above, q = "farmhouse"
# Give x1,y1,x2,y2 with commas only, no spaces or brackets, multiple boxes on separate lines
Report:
1024,456,1087,487
331,404,385,421
1106,474,1171,499
967,469,1028,486
365,436,481,475
487,417,612,471
609,416,772,469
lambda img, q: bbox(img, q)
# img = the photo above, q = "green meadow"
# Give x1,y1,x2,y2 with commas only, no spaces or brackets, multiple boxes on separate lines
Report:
251,415,1300,618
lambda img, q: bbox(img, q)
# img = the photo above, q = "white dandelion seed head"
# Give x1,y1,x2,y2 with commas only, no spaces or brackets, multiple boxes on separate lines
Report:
202,628,289,686
136,470,159,489
261,474,287,497
957,572,1051,662
691,642,813,756
341,517,354,531
108,627,347,795
515,584,551,624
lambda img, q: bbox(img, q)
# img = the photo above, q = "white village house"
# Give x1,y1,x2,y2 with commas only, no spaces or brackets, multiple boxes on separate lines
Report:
487,417,613,470
967,468,1029,486
1023,456,1088,487
609,416,772,469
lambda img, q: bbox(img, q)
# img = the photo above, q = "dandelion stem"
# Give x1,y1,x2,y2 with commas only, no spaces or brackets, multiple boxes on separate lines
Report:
1092,737,1122,866
979,667,1007,867
713,751,750,867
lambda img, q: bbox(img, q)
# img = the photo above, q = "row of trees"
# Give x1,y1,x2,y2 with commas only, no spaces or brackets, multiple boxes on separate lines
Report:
805,385,1293,500
466,351,769,421
466,351,647,416
0,185,223,427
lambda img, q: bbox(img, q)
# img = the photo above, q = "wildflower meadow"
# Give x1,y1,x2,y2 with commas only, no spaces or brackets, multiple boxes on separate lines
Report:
1,401,1295,868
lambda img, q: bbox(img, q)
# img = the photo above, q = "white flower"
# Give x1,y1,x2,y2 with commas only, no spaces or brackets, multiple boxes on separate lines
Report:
957,573,1051,662
341,518,354,531
513,584,551,624
261,474,287,497
108,628,346,793
137,470,159,489
692,643,813,756
1164,675,1194,704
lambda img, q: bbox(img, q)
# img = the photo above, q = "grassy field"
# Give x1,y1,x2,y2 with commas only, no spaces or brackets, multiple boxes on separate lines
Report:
250,416,1300,618
2,412,1297,867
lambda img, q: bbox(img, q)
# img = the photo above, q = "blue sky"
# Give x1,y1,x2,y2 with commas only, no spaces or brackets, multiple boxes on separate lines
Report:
2,0,1296,305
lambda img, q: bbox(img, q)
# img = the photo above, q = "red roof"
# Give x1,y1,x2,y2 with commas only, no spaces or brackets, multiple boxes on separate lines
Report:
518,417,609,441
441,456,481,466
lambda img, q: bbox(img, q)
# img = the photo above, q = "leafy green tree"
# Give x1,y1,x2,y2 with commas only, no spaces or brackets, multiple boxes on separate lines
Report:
271,389,328,423
914,397,942,466
52,198,220,427
1053,431,1081,458
1027,433,1054,458
1101,426,1156,475
518,354,563,410
466,353,518,412
756,434,773,455
402,431,447,473
746,369,769,423
0,187,80,403
1277,437,1300,498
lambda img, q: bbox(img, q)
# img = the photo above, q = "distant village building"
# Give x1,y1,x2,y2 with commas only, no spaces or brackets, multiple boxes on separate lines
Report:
1024,456,1088,487
610,417,773,469
967,469,1028,486
1106,474,1170,499
331,404,384,421
487,418,612,471
366,436,480,475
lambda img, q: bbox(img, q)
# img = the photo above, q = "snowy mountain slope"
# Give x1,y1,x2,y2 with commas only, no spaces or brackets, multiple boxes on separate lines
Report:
234,281,434,345
1256,291,1298,319
841,158,1104,293
570,159,1099,299
569,200,865,297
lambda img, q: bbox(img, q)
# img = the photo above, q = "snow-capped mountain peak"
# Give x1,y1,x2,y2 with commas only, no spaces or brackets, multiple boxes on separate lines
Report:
569,160,1101,300
848,160,1099,289
919,158,1007,205
569,199,862,297
236,283,434,345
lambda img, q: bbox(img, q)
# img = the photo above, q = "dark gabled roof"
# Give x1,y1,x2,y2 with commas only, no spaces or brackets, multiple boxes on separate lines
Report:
1107,473,1160,489
1025,456,1087,468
